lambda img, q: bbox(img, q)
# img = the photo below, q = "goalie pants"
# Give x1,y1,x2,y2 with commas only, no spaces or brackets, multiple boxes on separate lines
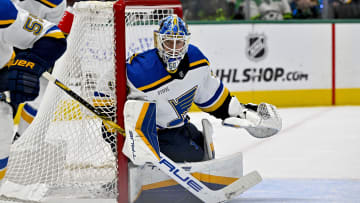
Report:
157,122,204,163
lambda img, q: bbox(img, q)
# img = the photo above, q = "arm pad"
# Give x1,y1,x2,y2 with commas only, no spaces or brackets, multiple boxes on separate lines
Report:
208,95,259,120
30,36,67,67
206,93,231,120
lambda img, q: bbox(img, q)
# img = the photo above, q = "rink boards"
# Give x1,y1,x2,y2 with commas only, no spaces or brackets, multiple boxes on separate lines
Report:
188,23,360,107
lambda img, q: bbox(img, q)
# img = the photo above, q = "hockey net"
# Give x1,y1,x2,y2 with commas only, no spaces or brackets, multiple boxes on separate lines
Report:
0,1,182,202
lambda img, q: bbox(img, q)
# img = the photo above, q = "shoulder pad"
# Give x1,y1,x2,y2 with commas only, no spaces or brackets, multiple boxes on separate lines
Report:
34,0,64,8
127,49,172,92
187,44,210,70
44,25,65,39
0,0,18,29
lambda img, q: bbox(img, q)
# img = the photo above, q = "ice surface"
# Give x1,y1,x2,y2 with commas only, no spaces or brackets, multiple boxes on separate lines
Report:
189,106,360,202
2,106,359,203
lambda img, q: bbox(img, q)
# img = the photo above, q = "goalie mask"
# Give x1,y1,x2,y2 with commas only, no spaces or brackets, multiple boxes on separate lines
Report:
154,14,190,73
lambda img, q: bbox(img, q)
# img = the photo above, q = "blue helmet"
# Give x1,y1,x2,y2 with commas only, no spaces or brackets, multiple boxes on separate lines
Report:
154,14,190,73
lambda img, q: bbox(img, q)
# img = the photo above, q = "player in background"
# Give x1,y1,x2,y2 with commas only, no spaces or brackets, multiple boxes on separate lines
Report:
250,0,292,20
0,0,67,184
125,14,281,162
13,0,115,159
12,0,66,24
12,0,75,142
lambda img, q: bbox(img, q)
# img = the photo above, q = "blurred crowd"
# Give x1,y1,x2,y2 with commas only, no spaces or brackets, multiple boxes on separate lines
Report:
180,0,360,20
66,0,360,20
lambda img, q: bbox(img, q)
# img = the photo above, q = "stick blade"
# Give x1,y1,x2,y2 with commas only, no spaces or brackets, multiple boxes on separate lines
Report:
221,170,262,201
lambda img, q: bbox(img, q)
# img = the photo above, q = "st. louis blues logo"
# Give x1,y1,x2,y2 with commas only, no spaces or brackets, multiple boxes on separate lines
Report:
246,33,267,62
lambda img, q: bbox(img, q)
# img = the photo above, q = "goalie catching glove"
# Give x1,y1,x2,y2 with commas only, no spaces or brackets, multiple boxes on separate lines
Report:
223,96,282,138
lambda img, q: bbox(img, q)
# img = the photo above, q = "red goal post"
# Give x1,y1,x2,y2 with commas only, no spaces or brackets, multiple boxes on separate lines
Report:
114,1,182,202
0,1,182,203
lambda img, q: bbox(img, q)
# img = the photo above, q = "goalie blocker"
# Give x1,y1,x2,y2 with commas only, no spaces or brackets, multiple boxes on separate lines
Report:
123,100,262,203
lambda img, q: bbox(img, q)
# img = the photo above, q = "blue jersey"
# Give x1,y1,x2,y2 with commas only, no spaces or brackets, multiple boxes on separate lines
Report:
126,44,229,129
13,0,66,24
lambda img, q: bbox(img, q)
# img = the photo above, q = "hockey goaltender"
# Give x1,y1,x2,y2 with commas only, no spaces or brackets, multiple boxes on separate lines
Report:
121,14,282,203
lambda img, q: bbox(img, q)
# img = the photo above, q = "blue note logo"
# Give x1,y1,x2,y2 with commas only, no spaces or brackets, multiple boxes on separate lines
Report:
168,86,198,127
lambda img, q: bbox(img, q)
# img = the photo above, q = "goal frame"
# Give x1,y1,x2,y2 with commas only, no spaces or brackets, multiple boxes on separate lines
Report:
113,1,182,202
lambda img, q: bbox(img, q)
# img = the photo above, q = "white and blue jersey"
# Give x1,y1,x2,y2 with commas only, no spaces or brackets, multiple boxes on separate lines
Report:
127,44,230,129
12,0,66,24
0,0,65,68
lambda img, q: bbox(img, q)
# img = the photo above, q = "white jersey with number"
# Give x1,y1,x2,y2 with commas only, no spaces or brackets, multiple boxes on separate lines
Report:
12,0,66,24
0,0,63,69
126,44,230,129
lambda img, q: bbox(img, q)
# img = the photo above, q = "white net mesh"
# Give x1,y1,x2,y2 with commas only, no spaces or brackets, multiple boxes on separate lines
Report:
0,1,175,202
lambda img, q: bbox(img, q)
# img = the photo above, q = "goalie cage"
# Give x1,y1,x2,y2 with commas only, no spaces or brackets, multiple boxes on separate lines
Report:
0,1,182,203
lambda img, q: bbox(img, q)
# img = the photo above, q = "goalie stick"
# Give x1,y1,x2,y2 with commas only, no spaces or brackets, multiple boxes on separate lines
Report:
42,71,262,203
155,152,262,203
42,72,125,135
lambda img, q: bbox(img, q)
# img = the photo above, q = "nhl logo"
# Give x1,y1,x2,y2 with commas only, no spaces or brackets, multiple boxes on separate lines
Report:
246,33,267,62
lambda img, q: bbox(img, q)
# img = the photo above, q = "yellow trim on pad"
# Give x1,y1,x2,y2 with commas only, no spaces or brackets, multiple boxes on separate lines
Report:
136,103,160,160
142,179,178,190
210,143,214,151
21,107,35,124
133,172,239,201
191,172,238,185
140,172,238,191
0,169,7,180
14,103,25,125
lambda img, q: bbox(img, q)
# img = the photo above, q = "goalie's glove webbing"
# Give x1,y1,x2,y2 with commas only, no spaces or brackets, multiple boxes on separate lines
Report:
223,102,282,138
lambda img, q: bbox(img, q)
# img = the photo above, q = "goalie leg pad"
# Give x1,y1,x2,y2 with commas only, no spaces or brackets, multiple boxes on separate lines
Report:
15,103,37,141
123,100,161,165
0,100,13,181
128,151,245,203
201,119,215,160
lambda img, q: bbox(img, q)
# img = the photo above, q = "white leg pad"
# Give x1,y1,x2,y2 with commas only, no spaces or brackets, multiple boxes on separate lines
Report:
123,100,160,166
202,119,215,160
0,101,13,159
